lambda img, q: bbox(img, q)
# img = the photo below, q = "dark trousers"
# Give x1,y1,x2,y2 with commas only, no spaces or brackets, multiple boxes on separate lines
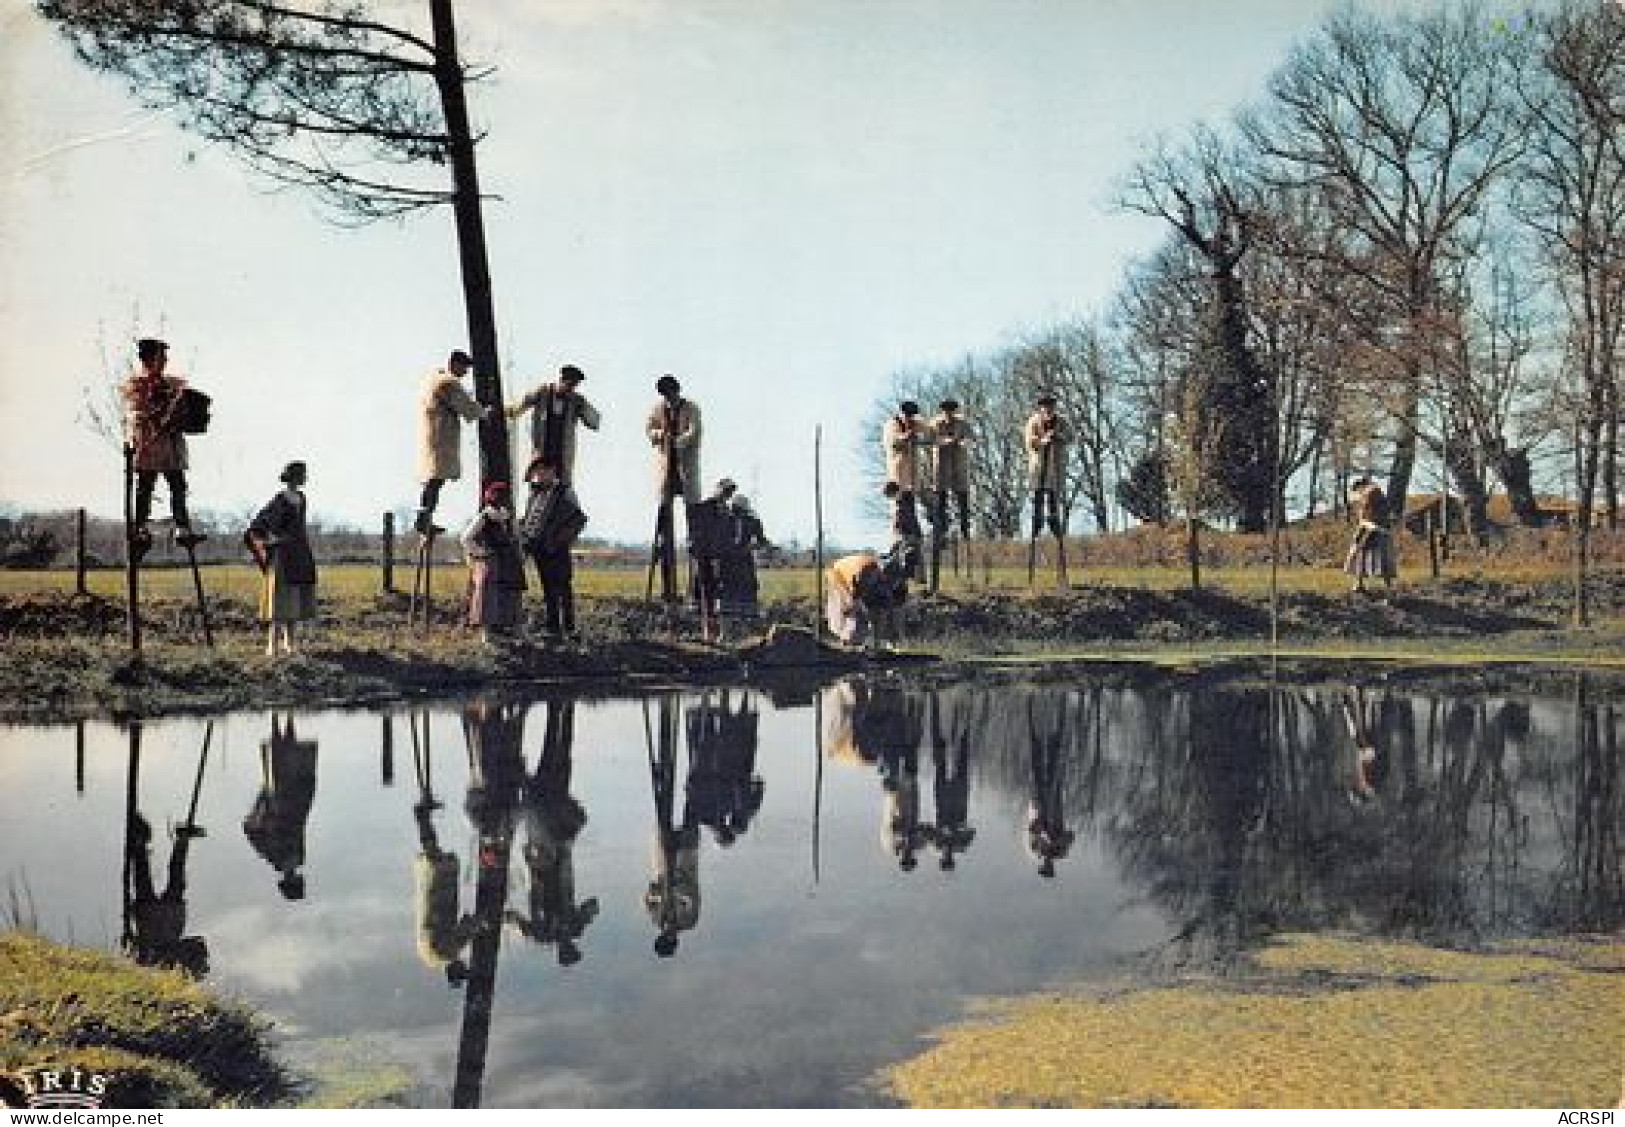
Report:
532,549,575,634
134,470,190,529
418,478,445,513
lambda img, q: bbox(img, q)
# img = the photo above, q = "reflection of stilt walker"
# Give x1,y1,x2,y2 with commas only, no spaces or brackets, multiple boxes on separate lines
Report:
122,721,212,976
409,709,474,987
928,692,976,871
644,696,699,957
1025,695,1074,879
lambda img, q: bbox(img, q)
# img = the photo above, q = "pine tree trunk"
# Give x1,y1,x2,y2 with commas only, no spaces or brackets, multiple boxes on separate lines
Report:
430,0,510,490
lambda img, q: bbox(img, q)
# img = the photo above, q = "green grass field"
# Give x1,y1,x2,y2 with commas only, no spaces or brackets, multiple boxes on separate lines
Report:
0,555,1593,605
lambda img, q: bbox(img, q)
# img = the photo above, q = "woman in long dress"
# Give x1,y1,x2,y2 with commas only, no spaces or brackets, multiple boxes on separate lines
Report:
1343,477,1396,592
245,461,318,656
461,481,527,640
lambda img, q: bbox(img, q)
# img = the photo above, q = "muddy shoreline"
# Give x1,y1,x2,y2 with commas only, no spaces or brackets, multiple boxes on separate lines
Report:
3,579,1623,720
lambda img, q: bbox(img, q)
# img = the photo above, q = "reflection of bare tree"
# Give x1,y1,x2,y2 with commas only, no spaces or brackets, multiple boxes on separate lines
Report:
452,698,528,1110
912,676,1618,958
1554,676,1623,933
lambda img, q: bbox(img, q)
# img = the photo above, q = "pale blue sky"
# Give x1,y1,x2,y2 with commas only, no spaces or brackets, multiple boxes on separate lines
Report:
0,0,1461,546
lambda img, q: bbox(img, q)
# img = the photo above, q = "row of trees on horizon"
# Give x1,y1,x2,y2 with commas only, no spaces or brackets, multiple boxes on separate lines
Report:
867,0,1621,555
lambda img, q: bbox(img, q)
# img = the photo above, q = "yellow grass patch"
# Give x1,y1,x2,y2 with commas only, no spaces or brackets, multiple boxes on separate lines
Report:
884,933,1625,1108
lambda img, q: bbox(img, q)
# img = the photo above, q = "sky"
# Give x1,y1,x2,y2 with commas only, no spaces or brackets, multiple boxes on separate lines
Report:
0,0,1467,547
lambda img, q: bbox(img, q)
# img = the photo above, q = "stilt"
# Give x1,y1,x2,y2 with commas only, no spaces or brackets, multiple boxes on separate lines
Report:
182,538,214,648
409,530,438,631
646,499,679,605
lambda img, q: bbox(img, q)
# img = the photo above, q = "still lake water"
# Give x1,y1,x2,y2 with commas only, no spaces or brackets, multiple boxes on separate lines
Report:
1,672,1619,1107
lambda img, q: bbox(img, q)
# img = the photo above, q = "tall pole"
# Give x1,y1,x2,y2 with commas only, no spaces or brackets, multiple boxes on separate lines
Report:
122,445,141,654
429,0,509,490
814,426,825,641
75,508,88,596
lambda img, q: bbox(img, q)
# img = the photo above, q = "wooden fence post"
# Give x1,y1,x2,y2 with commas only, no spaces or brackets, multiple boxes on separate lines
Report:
383,512,396,594
75,507,88,595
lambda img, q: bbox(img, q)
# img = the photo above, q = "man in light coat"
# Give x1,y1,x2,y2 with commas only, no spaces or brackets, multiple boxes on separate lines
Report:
646,374,702,505
882,399,930,529
1023,393,1070,538
414,349,492,536
506,364,600,485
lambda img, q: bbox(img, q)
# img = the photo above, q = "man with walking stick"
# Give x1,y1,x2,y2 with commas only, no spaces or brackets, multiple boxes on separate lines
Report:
645,375,702,605
1024,393,1069,586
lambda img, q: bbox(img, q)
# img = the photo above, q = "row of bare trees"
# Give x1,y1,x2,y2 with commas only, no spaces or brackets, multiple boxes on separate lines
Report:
869,1,1622,553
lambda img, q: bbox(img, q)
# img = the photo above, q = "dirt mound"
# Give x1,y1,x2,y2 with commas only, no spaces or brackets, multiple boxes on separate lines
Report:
0,592,127,638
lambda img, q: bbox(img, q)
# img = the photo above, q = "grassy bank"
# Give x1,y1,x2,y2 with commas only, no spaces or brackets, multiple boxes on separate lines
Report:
0,931,288,1108
883,933,1625,1108
0,562,1622,719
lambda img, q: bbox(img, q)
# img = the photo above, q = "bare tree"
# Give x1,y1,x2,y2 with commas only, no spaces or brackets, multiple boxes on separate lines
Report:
1122,127,1278,532
1110,241,1207,527
1517,1,1625,537
1244,2,1527,521
37,0,514,485
1514,0,1625,622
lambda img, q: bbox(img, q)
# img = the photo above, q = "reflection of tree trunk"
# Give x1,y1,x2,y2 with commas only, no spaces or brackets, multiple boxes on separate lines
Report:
451,833,509,1110
1572,678,1622,931
452,701,526,1110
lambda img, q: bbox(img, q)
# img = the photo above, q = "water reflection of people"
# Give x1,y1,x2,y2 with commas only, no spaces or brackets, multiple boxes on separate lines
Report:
685,689,765,847
122,722,211,976
1340,686,1389,805
454,697,529,1110
1026,696,1075,878
856,678,927,871
242,714,318,900
928,691,976,871
408,711,473,987
506,700,598,966
646,698,701,957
